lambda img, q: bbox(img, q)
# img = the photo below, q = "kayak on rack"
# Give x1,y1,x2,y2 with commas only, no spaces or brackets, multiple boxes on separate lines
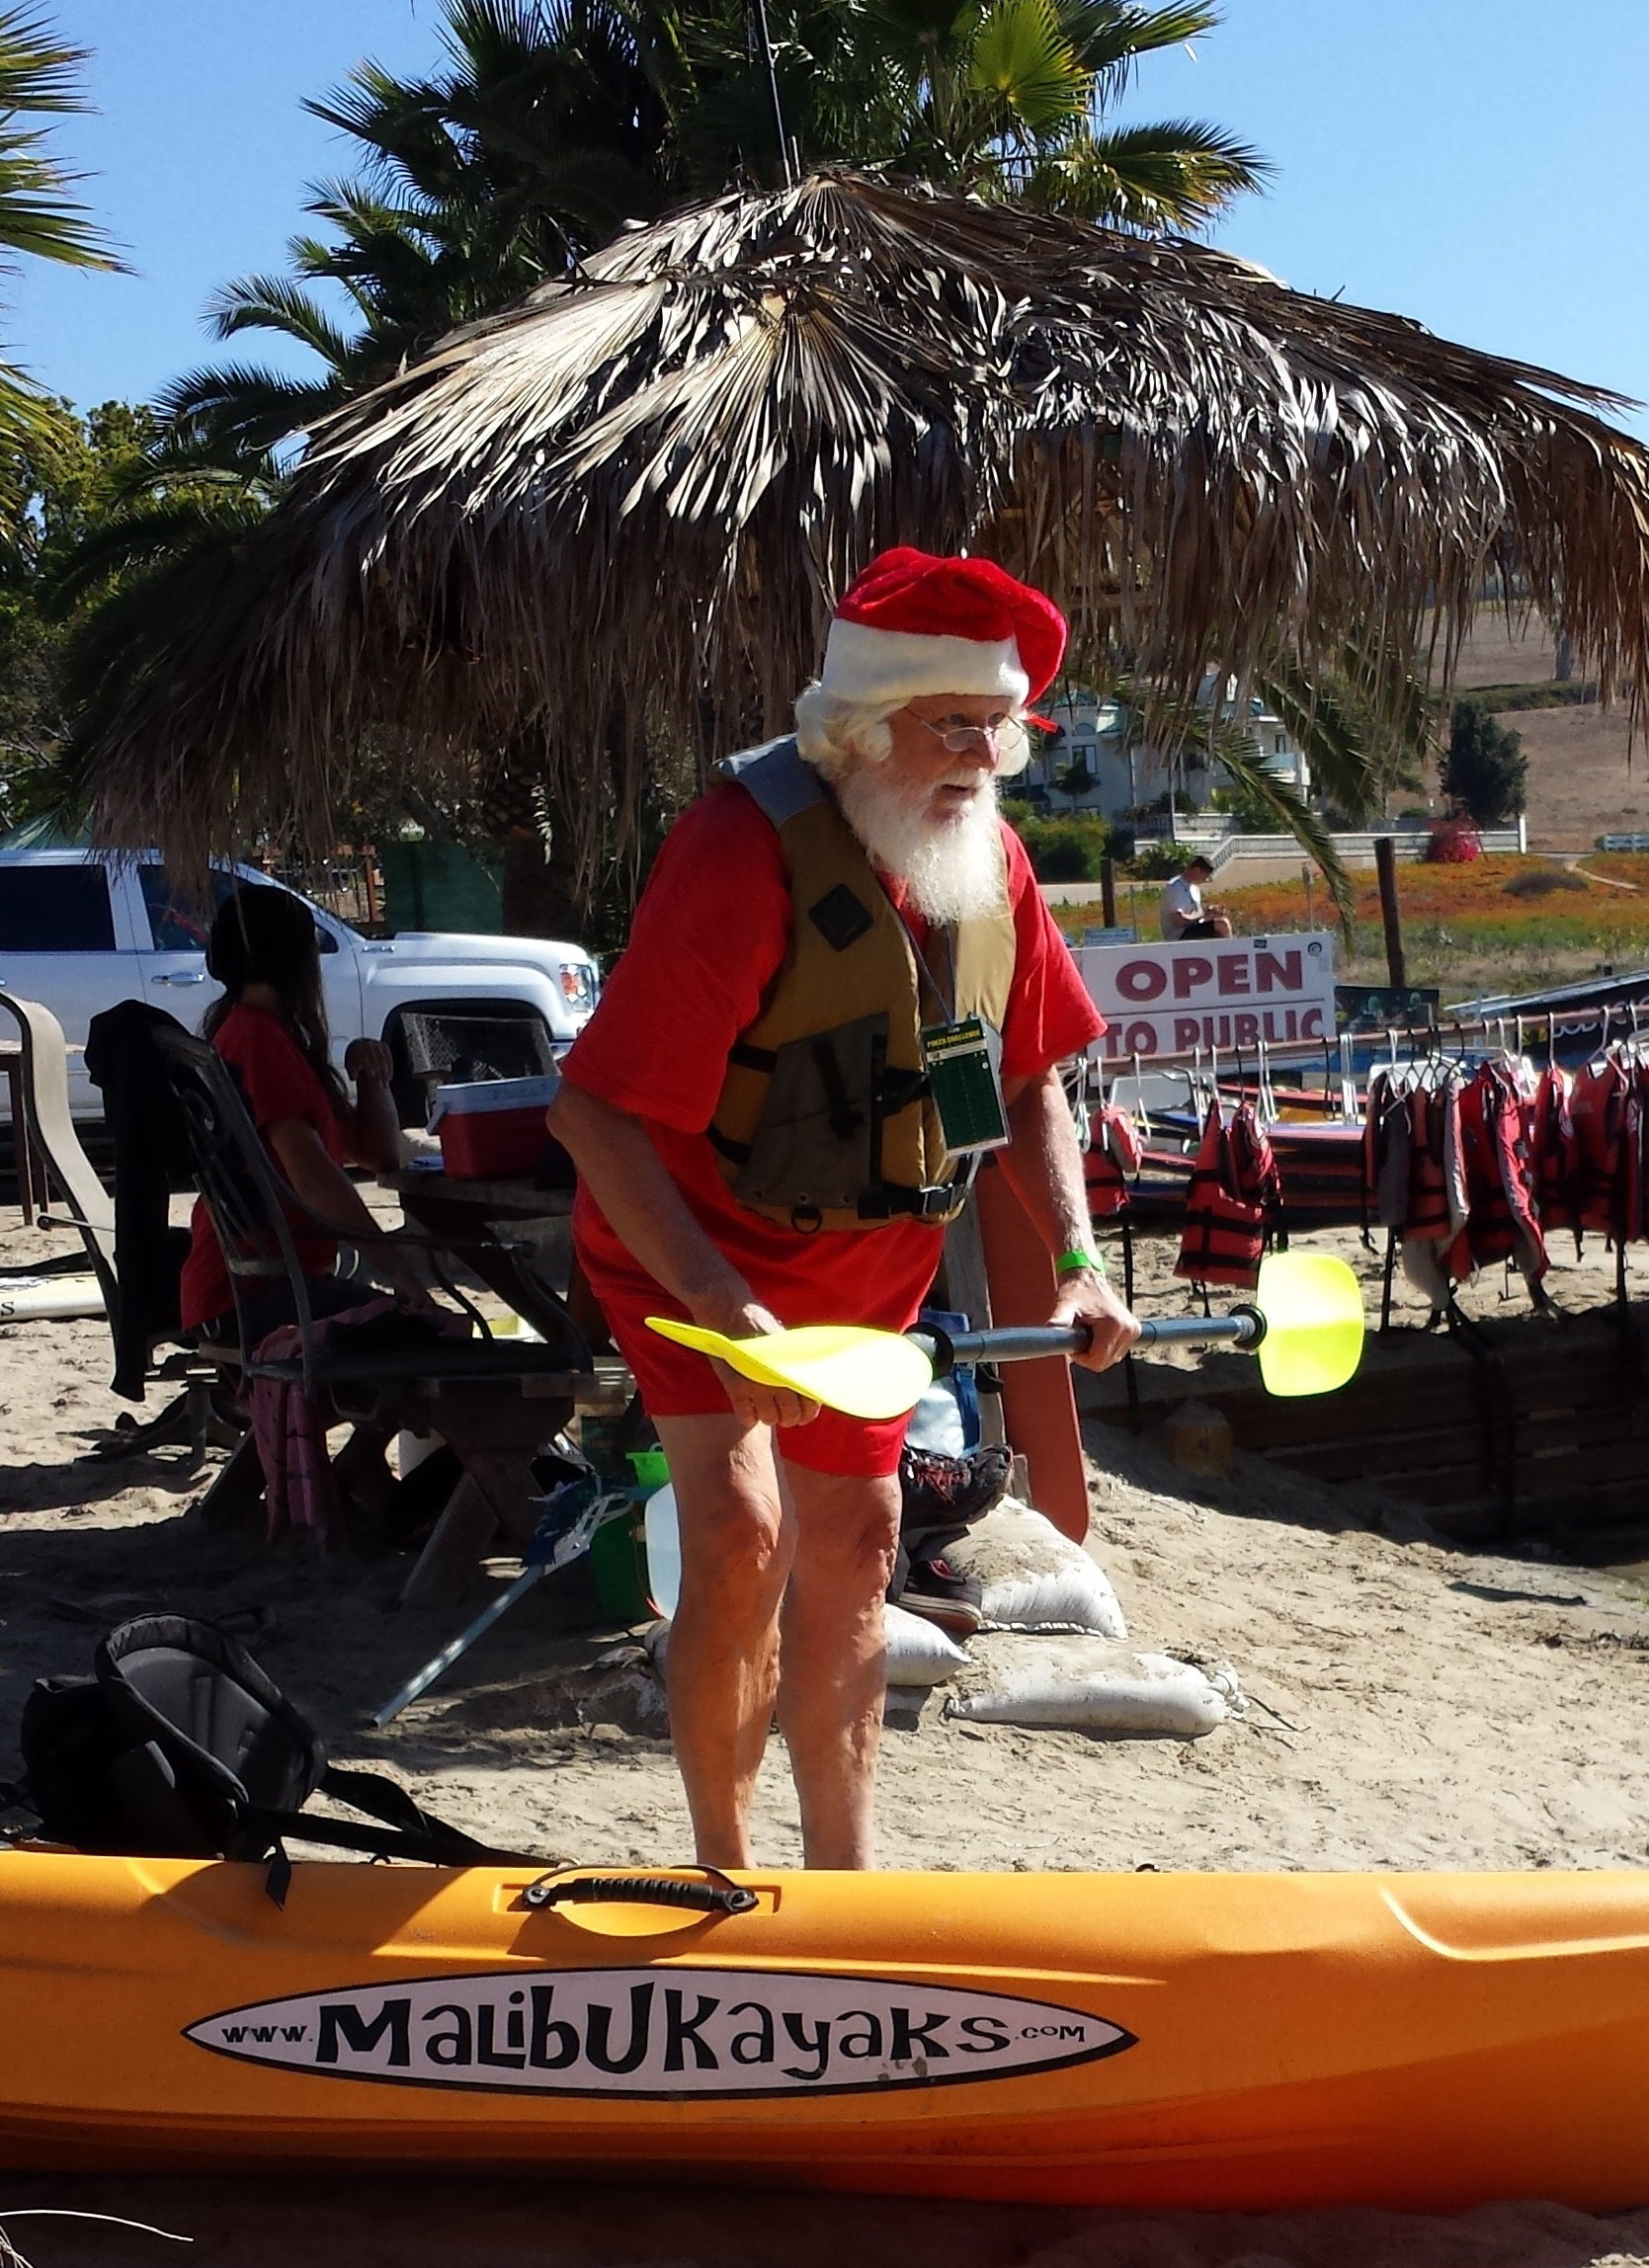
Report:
6,1851,1649,2210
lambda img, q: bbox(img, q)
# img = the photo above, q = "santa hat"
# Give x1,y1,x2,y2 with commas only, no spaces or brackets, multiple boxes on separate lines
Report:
819,548,1067,712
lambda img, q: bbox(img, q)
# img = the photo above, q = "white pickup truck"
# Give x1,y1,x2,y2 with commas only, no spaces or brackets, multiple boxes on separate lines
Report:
0,848,600,1119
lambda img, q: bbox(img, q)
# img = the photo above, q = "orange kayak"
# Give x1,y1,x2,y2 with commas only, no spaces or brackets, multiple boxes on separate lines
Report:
6,1851,1649,2210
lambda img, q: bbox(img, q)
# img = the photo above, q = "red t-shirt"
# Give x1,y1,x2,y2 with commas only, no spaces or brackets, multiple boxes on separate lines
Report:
562,783,1103,1461
179,1004,348,1331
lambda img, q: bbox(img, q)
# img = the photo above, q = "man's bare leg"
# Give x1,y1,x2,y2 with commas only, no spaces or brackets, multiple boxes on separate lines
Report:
653,1412,792,1869
776,1463,900,1869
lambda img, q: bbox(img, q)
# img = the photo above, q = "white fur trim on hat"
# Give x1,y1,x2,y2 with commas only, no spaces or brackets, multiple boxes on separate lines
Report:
820,619,1030,710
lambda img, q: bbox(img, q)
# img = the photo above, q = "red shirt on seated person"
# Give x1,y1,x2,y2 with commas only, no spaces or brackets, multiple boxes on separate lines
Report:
178,886,425,1338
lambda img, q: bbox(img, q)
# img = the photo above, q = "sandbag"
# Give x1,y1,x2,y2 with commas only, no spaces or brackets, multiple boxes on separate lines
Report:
882,1603,970,1689
945,1637,1233,1738
643,1604,967,1692
947,1498,1127,1638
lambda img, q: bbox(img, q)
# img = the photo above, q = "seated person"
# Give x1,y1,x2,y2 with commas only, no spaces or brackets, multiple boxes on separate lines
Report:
1158,854,1233,941
179,886,430,1346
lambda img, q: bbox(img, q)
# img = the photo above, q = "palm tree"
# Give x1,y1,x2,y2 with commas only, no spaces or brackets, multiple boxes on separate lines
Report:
0,9,122,450
785,0,1268,227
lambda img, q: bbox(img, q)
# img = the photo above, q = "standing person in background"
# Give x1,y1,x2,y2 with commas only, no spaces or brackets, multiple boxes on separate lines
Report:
1159,853,1233,941
549,548,1139,1873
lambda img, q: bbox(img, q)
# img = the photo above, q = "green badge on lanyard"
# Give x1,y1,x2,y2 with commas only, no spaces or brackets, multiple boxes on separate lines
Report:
921,1014,1011,1158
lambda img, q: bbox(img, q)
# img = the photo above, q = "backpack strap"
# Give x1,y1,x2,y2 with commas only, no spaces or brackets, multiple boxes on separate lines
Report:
247,1766,543,1905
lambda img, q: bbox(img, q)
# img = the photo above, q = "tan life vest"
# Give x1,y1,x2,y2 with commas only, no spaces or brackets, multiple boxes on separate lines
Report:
706,738,1019,1233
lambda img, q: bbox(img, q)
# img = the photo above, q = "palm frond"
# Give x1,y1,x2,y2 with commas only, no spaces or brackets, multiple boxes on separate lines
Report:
966,0,1090,138
205,275,362,367
1031,118,1269,226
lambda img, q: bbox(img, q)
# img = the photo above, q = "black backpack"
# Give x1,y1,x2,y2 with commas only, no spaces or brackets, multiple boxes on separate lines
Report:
0,1615,537,1904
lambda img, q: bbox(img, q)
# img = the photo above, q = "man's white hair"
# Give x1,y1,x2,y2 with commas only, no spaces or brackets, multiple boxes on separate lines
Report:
793,684,894,780
792,681,1031,779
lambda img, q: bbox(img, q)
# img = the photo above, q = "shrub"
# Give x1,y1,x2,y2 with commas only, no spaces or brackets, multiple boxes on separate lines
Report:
1208,781,1282,833
1503,864,1589,898
1443,697,1527,825
1427,816,1482,863
1129,839,1189,880
1010,812,1111,883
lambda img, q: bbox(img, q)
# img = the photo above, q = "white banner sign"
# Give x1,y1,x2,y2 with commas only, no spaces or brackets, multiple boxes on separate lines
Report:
1076,932,1337,1062
187,1966,1134,2099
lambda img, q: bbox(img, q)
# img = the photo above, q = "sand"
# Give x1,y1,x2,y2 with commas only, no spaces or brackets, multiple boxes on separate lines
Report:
5,1199,1649,2265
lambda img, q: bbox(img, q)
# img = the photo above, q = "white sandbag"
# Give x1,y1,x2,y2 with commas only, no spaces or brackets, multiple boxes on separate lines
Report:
642,1604,967,1691
945,1637,1230,1738
947,1498,1126,1638
882,1602,970,1688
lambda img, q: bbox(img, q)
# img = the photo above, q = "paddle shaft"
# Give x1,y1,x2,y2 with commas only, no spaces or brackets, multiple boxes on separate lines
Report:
913,1305,1265,1374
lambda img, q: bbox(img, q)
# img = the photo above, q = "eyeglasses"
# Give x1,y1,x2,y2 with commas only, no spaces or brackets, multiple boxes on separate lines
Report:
905,710,1023,756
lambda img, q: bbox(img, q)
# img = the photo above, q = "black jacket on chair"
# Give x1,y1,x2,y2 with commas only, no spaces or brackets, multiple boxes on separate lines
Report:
84,1002,195,1399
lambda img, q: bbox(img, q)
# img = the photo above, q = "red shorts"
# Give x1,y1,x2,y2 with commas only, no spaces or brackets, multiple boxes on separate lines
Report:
574,1227,933,1479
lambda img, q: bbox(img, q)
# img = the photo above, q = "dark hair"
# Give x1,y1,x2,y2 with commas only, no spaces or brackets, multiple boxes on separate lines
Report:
203,886,346,1109
1186,855,1215,876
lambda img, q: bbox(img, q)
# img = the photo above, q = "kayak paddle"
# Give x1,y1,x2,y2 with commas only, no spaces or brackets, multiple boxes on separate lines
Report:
646,1251,1364,1421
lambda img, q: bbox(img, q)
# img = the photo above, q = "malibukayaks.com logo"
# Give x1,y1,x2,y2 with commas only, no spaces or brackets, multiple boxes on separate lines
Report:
185,1967,1135,2098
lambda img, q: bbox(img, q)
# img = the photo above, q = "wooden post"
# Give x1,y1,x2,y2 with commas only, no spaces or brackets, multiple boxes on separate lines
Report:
363,845,379,929
1374,836,1407,989
1302,864,1314,932
1100,855,1117,929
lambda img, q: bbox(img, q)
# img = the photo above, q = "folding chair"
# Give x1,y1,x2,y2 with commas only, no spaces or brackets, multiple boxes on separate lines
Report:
155,1028,626,1594
0,990,235,1468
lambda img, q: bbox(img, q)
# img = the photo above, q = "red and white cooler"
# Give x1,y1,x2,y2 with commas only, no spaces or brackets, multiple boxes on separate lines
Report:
428,1074,561,1179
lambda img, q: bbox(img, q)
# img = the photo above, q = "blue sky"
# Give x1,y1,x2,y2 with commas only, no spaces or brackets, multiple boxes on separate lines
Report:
10,0,1649,439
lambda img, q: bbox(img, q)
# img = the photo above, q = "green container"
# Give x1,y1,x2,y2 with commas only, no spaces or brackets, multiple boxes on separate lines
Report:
379,840,504,934
590,1502,652,1620
627,1448,670,1491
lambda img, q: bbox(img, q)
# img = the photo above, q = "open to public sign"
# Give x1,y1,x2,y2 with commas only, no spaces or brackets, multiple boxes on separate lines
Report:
1076,934,1338,1063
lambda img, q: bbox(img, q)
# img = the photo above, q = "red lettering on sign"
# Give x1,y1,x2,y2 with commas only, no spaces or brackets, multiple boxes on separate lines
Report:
1116,960,1167,1003
1124,1020,1160,1057
1234,1012,1259,1046
1217,953,1250,995
1174,1016,1200,1051
1256,950,1302,995
1300,1008,1324,1039
1172,956,1212,1000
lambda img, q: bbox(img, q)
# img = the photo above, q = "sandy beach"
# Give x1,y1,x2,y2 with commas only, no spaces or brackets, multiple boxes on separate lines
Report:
5,1199,1649,2265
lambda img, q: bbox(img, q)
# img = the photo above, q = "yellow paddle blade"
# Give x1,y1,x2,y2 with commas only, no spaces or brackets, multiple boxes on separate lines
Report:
644,1316,935,1421
1252,1252,1365,1398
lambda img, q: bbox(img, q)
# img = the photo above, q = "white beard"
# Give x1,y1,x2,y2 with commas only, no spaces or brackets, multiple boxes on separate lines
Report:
837,765,1007,925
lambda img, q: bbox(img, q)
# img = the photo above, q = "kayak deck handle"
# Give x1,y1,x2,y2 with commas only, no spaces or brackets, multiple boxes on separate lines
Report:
522,1869,759,1916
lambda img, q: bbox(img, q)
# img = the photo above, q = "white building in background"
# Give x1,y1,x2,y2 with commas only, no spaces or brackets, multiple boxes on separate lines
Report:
1021,682,1310,822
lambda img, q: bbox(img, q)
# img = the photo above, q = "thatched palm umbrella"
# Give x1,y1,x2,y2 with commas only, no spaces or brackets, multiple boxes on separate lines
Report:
82,170,1649,883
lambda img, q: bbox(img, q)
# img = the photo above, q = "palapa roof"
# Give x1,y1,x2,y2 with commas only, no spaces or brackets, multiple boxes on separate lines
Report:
83,170,1649,873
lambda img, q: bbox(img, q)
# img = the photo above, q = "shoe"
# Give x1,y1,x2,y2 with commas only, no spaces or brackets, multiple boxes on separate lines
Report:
898,1553,985,1637
898,1442,1011,1538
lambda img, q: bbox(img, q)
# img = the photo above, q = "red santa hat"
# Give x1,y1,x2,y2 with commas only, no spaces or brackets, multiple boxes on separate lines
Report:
819,548,1067,712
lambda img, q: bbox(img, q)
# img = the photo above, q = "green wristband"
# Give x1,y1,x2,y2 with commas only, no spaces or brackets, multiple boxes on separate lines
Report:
1055,1247,1106,1277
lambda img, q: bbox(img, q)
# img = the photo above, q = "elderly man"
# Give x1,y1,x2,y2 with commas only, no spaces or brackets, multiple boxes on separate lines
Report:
548,549,1139,1871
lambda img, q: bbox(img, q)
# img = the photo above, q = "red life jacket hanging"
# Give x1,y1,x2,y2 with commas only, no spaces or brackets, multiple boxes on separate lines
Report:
1566,1058,1630,1240
1174,1100,1279,1290
1448,1061,1547,1286
1085,1103,1145,1220
1531,1065,1576,1236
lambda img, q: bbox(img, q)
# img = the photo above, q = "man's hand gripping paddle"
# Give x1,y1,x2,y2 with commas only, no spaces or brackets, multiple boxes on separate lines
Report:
646,1252,1364,1422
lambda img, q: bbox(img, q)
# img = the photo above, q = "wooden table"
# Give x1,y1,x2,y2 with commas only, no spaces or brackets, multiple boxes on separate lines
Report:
378,1166,633,1603
381,1167,582,1354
